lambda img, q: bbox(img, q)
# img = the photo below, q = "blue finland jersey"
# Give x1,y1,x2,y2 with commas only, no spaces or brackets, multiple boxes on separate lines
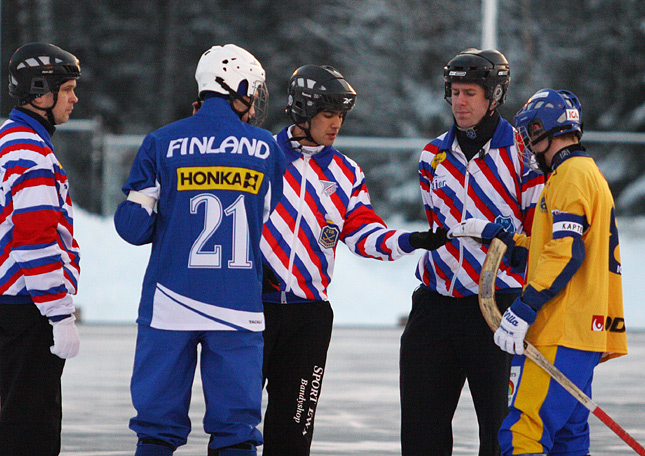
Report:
114,97,286,331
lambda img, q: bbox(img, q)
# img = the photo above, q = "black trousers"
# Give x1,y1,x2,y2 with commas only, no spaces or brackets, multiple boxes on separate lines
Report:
261,300,333,456
400,287,517,456
0,303,66,456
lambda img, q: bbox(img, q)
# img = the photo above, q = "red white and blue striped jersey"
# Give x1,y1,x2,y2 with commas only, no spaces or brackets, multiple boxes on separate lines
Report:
0,108,80,317
416,119,544,297
261,126,414,303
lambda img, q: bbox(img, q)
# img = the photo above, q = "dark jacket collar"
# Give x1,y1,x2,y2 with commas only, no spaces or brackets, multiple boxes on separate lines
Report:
551,143,588,171
14,106,56,136
10,107,55,150
438,116,515,155
455,110,500,161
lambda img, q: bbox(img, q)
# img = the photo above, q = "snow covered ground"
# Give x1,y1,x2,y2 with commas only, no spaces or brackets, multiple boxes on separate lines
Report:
61,325,645,455
73,209,645,329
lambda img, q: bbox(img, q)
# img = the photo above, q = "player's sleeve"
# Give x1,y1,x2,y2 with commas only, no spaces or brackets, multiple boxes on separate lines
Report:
10,156,74,317
503,232,530,269
341,168,412,261
517,139,545,236
263,139,286,222
520,185,587,316
502,138,543,270
114,135,159,245
418,147,439,227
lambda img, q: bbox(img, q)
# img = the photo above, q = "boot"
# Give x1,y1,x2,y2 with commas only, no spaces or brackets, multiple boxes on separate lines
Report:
134,438,174,456
208,441,256,456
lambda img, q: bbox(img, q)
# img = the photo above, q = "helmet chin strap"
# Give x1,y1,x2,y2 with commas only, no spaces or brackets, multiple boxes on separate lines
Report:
214,77,253,121
230,98,252,121
28,92,59,125
290,121,318,145
535,151,552,174
528,124,575,174
530,134,554,174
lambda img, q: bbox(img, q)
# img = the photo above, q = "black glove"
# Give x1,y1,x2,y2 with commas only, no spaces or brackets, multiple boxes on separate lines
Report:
409,227,449,251
262,264,281,294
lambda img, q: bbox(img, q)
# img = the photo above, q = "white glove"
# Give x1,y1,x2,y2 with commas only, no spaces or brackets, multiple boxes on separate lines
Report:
494,308,529,355
50,315,80,359
447,218,490,241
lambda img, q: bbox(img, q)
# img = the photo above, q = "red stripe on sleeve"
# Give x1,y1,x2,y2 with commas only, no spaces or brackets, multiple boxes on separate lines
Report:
12,209,60,247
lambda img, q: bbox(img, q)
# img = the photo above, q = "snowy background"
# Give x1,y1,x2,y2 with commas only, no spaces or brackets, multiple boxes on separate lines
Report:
74,208,645,329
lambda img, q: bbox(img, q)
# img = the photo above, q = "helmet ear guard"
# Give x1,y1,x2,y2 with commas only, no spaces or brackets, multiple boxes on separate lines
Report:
492,84,504,103
29,77,50,96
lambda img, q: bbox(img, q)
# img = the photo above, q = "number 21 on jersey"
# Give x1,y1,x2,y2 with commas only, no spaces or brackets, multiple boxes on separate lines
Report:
189,193,252,269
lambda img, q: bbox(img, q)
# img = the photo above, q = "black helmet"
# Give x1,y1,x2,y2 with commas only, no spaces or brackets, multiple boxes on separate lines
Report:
286,65,357,125
8,42,81,105
444,48,510,107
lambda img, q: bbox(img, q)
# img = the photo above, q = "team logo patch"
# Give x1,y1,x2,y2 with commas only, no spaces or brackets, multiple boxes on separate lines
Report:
566,109,580,121
591,315,626,333
177,166,264,194
320,180,338,196
494,215,515,234
539,196,547,212
431,152,446,170
319,224,340,249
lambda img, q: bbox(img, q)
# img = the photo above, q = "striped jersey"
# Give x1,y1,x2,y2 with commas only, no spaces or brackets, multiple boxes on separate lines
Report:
261,126,414,303
416,119,544,297
512,146,627,360
0,108,80,317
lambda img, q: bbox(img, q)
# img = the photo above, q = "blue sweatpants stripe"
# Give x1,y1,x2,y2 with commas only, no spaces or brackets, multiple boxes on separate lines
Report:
500,345,601,456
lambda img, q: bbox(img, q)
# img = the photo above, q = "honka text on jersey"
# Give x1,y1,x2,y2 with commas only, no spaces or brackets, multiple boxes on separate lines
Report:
177,166,264,194
166,135,271,159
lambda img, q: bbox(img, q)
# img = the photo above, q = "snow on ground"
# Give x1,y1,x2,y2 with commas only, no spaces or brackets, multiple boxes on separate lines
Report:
73,209,645,328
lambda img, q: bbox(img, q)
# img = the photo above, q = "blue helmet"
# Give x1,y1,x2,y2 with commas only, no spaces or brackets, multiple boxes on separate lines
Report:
514,88,582,149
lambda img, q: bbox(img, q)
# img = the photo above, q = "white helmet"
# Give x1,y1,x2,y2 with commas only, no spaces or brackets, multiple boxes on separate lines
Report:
195,44,268,125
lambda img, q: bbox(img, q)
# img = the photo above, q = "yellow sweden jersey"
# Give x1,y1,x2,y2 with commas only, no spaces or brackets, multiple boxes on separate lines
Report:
521,148,627,360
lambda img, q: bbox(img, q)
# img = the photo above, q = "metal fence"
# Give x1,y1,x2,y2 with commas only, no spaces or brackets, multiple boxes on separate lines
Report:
4,118,645,217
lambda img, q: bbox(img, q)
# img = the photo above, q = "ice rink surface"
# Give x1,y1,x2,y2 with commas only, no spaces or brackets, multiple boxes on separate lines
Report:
61,325,645,455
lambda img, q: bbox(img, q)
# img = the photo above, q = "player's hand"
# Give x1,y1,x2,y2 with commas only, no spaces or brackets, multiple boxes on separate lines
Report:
447,219,504,244
49,315,80,359
409,227,449,251
262,264,281,294
494,307,529,355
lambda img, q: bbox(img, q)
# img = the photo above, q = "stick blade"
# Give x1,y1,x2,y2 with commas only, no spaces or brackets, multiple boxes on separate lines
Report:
478,238,507,331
